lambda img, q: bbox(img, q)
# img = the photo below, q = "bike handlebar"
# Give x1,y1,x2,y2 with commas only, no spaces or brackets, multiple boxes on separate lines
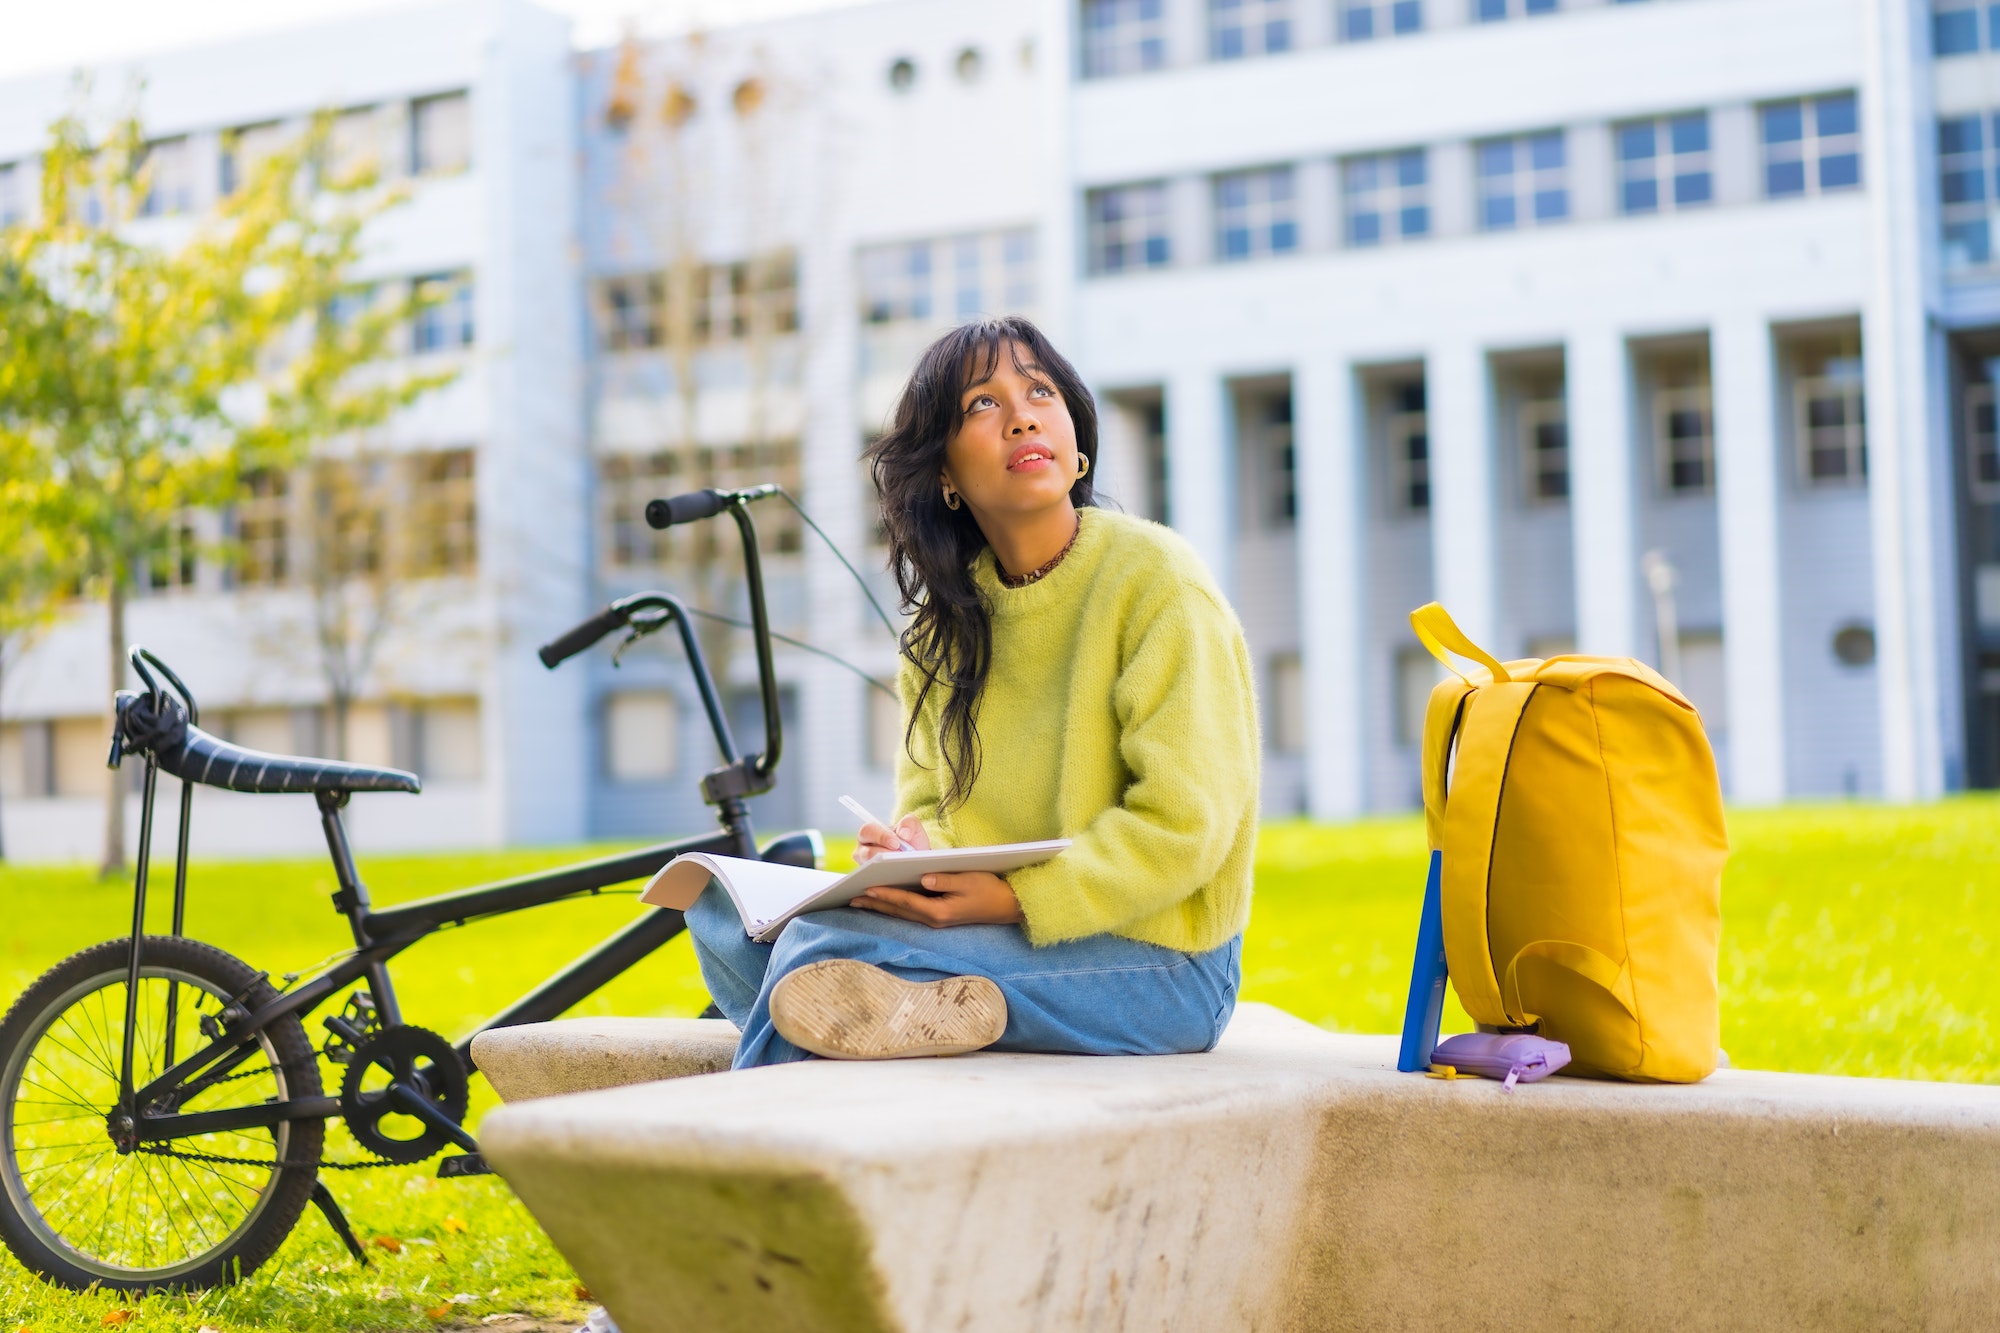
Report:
645,489,728,529
537,605,630,669
537,485,786,812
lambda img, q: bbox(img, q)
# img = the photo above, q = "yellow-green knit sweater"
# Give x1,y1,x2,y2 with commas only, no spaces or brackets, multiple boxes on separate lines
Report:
895,507,1260,952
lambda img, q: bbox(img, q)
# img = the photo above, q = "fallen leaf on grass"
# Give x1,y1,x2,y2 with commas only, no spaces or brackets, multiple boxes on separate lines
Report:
441,1214,468,1234
425,1304,452,1321
450,1293,478,1305
574,1285,593,1301
101,1314,133,1327
371,1236,403,1254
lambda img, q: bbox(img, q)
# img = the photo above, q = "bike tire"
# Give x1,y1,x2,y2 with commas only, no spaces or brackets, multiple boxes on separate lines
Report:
0,936,324,1291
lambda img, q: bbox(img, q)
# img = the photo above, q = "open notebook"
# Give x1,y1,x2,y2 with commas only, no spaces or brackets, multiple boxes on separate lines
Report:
638,840,1071,942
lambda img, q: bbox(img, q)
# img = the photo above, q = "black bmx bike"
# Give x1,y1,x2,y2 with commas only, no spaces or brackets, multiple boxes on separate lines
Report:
0,486,820,1291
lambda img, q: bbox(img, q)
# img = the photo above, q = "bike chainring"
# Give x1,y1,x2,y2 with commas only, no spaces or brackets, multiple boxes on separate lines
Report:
338,1025,469,1165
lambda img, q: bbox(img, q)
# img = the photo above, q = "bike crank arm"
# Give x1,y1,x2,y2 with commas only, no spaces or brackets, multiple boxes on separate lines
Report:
383,1082,493,1177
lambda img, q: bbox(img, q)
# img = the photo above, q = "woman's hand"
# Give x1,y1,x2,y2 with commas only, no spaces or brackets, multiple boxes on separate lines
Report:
852,871,1024,927
854,815,929,864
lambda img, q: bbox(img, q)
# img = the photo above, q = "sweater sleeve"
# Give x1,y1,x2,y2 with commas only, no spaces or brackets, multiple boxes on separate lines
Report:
1005,580,1260,946
891,653,949,848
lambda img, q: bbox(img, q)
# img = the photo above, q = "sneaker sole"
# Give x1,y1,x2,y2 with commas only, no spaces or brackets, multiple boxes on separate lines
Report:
769,959,1007,1060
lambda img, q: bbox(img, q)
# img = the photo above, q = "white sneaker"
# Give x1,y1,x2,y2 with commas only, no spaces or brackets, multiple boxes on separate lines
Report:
578,1305,619,1333
769,959,1006,1060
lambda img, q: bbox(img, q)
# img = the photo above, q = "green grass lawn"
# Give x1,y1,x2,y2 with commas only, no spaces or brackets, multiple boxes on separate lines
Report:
3,799,1998,1330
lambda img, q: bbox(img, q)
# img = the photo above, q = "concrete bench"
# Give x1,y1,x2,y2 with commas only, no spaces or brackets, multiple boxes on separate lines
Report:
473,1016,740,1101
477,1003,2000,1332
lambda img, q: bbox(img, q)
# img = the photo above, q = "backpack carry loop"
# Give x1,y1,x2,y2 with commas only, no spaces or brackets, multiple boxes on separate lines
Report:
1501,939,1638,1028
1410,602,1511,684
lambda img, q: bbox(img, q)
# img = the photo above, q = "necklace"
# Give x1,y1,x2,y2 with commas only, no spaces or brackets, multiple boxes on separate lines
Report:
997,518,1080,589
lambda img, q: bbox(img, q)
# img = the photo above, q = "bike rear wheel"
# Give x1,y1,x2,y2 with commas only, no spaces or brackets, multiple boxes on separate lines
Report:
0,936,323,1290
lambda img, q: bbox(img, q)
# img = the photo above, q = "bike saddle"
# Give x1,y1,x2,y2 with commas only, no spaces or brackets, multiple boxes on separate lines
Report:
114,690,421,796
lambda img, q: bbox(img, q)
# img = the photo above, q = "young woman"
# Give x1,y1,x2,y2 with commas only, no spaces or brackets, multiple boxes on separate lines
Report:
684,315,1261,1068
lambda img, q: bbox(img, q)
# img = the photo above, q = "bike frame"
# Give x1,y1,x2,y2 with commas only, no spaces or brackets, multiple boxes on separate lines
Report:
114,493,810,1147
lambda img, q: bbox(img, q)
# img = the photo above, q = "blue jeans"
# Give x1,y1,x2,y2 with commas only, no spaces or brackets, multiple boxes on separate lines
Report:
684,882,1243,1070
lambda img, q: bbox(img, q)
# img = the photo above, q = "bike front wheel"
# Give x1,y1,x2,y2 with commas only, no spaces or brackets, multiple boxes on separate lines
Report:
0,936,323,1290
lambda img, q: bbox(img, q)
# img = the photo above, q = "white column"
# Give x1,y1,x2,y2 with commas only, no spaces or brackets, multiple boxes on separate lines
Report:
1166,367,1233,595
1036,0,1077,347
1568,327,1643,658
1427,341,1500,650
1294,357,1366,820
1711,313,1787,803
1861,0,1948,800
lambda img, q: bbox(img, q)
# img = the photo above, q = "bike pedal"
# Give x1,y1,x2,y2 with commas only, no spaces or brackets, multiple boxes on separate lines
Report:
437,1152,493,1179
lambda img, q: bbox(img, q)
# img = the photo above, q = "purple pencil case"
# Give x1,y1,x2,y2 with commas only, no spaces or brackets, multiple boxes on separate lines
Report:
1430,1033,1570,1092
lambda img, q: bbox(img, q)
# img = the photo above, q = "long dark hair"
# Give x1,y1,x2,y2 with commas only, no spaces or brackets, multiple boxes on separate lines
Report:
865,316,1098,812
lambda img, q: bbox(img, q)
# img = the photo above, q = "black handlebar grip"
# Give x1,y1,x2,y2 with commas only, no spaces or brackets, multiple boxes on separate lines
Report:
645,489,731,530
538,606,628,669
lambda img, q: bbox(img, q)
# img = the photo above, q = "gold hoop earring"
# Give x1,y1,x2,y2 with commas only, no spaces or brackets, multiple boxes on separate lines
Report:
943,486,962,511
1076,454,1090,478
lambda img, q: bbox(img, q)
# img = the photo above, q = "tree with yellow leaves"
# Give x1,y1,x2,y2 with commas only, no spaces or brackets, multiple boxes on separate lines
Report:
0,99,449,874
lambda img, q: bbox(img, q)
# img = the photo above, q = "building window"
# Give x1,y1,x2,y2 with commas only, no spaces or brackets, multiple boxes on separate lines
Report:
867,684,904,771
1966,383,2000,502
601,452,678,567
921,229,1039,320
146,517,199,592
220,122,290,196
411,92,471,177
1616,113,1712,215
599,442,804,570
1934,2,1987,55
1395,646,1440,747
412,272,474,352
1088,182,1172,274
1268,652,1305,754
599,274,665,350
1475,0,1560,19
1344,149,1429,246
1762,93,1861,199
398,699,483,782
1521,397,1569,502
235,470,290,586
312,459,390,579
1655,386,1713,495
1388,381,1429,513
324,106,383,187
1237,390,1295,528
1082,0,1167,77
138,137,194,217
1940,115,1993,270
859,242,933,323
1795,351,1866,485
410,449,478,575
1477,131,1568,231
605,691,679,781
1340,0,1422,40
1215,167,1297,261
0,163,21,226
1002,229,1037,309
1210,0,1292,59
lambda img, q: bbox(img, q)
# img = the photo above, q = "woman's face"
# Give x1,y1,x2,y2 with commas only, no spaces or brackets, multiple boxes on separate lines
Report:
941,341,1080,521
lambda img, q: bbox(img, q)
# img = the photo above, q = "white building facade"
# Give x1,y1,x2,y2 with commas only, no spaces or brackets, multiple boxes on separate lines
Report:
0,0,1987,856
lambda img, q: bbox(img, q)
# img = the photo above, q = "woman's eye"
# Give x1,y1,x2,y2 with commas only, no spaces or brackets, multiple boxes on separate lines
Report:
966,394,996,412
1030,385,1054,398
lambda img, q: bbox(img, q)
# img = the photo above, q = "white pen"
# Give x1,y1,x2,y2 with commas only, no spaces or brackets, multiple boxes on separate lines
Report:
839,794,913,851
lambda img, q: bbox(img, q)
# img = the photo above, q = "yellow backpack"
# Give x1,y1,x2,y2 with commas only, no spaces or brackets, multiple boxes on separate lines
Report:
1411,602,1729,1082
